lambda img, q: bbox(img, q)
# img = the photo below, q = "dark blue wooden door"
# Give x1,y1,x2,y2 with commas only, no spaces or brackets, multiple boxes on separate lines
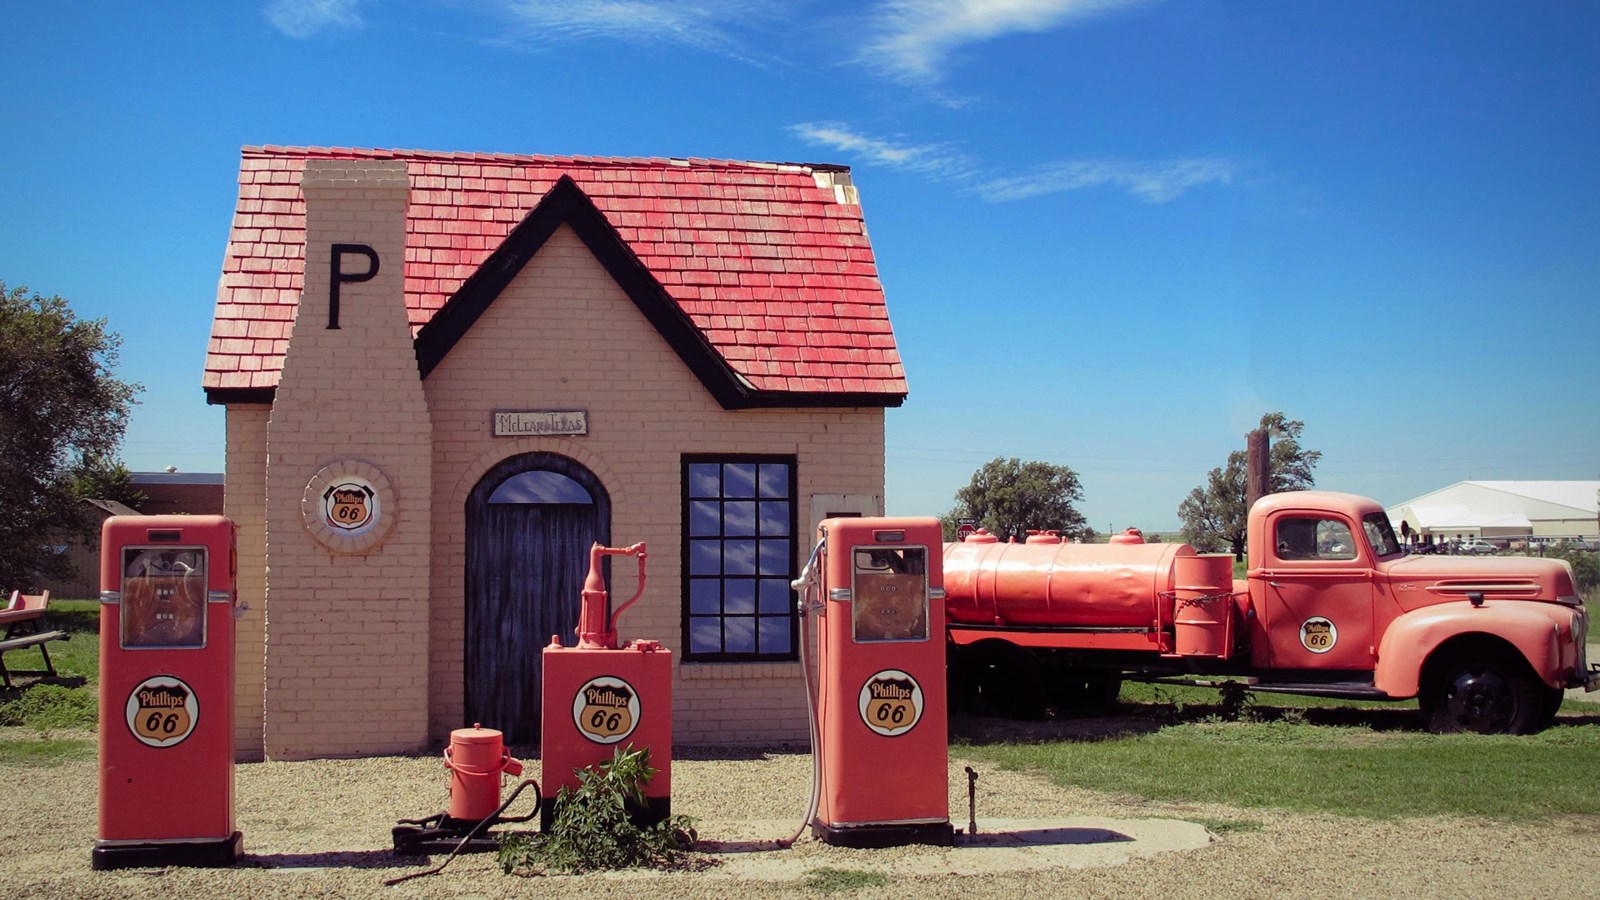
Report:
465,455,608,745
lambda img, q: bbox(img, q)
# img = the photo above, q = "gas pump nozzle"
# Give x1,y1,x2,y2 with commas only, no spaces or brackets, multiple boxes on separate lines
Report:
576,542,647,650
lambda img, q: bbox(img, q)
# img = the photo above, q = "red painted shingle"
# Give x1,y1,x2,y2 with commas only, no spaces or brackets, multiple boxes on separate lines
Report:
203,147,906,401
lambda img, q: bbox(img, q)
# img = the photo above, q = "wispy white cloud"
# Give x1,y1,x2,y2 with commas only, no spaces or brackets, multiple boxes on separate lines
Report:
791,121,1231,204
862,0,1146,83
981,158,1235,202
265,0,365,38
493,0,771,59
787,122,976,182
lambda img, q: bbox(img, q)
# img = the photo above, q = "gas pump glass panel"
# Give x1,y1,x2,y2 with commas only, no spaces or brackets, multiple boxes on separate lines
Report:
120,547,207,648
851,546,929,642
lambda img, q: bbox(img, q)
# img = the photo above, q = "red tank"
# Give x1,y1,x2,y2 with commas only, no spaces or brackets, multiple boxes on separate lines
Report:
942,539,1195,630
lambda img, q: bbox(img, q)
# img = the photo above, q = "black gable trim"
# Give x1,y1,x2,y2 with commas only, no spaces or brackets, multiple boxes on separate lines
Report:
205,387,275,406
416,175,764,408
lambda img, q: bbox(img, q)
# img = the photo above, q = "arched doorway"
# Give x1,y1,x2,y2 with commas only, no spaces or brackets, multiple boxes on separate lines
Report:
465,453,610,744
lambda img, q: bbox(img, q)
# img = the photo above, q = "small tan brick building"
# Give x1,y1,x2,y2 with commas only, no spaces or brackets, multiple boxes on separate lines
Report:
204,147,908,760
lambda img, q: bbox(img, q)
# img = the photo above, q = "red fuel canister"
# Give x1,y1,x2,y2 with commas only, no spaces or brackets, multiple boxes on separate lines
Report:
445,724,523,822
1173,554,1235,658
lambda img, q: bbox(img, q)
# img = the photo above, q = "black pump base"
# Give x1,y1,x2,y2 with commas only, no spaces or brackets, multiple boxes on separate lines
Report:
92,832,243,870
812,820,954,848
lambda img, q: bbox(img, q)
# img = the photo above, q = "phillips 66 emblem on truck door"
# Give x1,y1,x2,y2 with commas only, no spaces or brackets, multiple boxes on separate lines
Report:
858,669,924,736
125,675,200,748
572,676,640,744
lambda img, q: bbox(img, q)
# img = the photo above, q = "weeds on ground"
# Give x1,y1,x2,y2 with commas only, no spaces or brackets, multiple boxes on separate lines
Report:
1215,681,1253,721
497,745,698,875
0,682,96,730
1191,817,1265,835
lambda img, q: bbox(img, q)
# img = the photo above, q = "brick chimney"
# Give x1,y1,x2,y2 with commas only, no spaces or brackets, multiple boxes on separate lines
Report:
263,160,432,759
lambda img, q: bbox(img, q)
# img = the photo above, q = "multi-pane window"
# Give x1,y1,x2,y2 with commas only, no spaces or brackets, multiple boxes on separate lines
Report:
682,456,797,661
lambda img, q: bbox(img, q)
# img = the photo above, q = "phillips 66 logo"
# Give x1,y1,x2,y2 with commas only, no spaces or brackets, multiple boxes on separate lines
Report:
323,478,378,534
125,676,199,748
573,676,641,744
1300,617,1338,654
858,669,924,737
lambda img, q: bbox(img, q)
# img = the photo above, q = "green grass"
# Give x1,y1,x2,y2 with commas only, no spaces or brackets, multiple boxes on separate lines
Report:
1119,679,1396,712
1,598,100,732
0,737,94,766
797,867,891,893
962,721,1600,820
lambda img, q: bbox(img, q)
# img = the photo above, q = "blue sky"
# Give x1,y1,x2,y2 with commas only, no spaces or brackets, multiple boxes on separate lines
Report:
3,1,1597,531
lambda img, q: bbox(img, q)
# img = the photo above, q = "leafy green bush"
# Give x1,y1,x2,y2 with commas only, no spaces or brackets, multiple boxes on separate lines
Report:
497,745,696,875
0,683,97,730
1543,542,1598,591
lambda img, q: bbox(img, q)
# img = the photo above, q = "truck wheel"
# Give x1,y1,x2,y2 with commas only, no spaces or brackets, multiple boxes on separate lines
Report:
1533,684,1564,730
1050,670,1123,711
1420,654,1539,735
968,644,1046,720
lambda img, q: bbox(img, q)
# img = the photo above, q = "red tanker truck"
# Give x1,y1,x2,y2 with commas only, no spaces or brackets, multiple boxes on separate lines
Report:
943,490,1598,734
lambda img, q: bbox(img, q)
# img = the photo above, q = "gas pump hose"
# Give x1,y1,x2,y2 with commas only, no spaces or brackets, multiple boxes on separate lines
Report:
383,778,543,886
785,536,827,847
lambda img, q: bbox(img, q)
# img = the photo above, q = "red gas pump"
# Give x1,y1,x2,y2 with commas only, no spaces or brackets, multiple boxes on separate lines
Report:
541,543,672,830
802,517,953,848
94,515,241,869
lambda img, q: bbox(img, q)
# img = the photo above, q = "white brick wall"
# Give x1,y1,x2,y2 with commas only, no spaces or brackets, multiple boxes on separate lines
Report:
424,225,885,745
225,404,268,761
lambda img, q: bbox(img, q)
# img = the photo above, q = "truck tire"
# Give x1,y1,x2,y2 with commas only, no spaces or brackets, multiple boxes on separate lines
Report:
1049,669,1123,712
1533,684,1564,730
966,643,1047,720
1419,653,1540,735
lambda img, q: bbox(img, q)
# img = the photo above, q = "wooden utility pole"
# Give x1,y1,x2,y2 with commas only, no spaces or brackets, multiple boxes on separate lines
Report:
1246,428,1270,512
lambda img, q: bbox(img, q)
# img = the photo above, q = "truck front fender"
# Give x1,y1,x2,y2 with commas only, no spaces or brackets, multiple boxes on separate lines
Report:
1375,600,1573,697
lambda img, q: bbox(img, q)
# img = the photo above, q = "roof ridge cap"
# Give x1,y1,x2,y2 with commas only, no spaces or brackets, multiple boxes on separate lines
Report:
239,145,845,173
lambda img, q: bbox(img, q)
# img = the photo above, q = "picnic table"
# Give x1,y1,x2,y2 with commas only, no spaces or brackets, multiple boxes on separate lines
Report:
0,591,71,687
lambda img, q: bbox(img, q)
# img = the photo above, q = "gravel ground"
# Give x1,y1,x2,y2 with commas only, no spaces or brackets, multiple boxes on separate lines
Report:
6,726,1600,899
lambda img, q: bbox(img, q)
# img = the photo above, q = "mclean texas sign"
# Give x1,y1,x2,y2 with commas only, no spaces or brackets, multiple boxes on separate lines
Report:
492,410,589,437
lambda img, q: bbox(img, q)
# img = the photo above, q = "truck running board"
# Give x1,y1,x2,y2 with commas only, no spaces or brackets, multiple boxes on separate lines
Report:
1134,676,1392,700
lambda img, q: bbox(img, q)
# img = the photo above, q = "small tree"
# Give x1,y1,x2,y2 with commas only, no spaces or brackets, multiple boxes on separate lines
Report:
0,282,140,588
1177,413,1320,557
74,456,147,509
951,457,1088,542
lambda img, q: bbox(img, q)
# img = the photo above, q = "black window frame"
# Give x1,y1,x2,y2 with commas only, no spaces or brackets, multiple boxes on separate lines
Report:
681,454,799,662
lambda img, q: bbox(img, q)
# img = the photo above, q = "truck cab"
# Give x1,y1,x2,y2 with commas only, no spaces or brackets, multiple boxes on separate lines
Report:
1244,492,1405,673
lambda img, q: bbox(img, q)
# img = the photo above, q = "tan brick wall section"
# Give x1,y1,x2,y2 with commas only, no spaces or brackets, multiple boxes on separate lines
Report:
263,160,432,759
225,404,269,760
425,224,885,745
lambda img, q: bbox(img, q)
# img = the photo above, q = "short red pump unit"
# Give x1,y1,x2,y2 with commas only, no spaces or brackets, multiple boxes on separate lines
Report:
541,542,673,829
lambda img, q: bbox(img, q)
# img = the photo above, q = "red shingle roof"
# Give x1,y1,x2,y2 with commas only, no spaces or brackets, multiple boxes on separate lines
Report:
204,146,907,405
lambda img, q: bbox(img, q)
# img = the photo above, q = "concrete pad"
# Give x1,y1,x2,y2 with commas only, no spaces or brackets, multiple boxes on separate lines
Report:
693,817,1214,880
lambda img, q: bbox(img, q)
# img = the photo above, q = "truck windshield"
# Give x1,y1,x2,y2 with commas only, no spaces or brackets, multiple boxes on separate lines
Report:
1363,512,1402,557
